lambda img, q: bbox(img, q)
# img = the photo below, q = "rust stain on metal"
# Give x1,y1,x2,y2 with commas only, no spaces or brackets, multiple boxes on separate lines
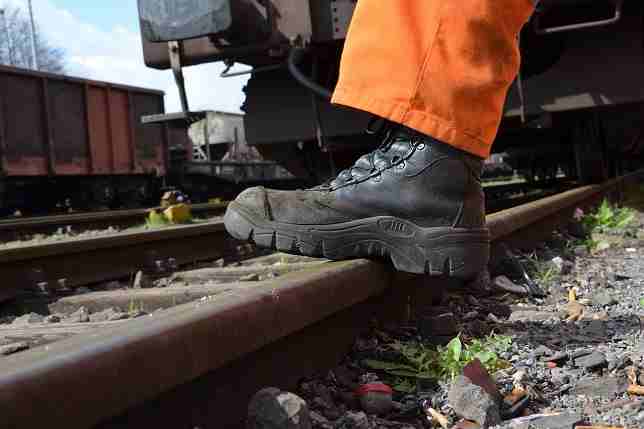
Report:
0,259,391,429
87,85,113,175
0,221,230,296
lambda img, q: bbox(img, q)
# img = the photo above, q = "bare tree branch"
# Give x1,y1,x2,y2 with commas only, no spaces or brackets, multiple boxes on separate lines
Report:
0,3,66,73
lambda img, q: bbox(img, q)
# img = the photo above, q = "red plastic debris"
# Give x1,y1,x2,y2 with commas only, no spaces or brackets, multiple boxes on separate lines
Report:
354,382,393,396
355,382,394,415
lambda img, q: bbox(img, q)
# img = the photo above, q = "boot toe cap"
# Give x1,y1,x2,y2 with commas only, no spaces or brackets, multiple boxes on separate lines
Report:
235,185,265,207
232,187,352,225
235,186,263,205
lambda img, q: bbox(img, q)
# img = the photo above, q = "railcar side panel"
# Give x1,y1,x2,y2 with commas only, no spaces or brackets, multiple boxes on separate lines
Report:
504,12,644,117
131,92,166,174
108,89,136,174
86,85,114,175
1,72,48,176
48,79,90,175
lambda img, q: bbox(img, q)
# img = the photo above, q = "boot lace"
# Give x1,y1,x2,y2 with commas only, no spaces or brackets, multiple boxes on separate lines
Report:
314,129,424,191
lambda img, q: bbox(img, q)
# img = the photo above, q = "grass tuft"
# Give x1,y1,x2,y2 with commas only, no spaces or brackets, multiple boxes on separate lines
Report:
578,199,636,251
363,333,512,392
582,198,635,233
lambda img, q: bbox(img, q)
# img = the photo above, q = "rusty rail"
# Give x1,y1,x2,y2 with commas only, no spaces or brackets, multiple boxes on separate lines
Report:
0,220,234,302
0,202,227,241
0,170,642,429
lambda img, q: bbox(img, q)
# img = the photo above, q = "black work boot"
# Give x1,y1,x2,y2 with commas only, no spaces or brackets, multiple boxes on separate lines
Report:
224,127,489,279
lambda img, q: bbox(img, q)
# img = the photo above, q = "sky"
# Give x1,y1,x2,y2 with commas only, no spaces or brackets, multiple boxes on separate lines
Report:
2,0,250,113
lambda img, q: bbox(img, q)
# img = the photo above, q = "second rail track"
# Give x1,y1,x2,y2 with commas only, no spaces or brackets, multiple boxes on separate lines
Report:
0,202,228,242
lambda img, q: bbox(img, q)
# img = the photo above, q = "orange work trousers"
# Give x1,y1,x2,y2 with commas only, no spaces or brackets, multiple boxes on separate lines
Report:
332,0,535,159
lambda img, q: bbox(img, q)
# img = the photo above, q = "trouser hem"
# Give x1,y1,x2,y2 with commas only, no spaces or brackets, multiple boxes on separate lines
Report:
332,86,492,159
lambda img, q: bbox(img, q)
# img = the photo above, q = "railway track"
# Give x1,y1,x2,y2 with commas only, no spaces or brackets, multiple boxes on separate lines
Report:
0,219,244,302
0,180,569,303
0,180,573,243
0,177,563,238
0,170,641,428
484,178,575,213
0,202,228,242
0,179,565,244
0,180,564,302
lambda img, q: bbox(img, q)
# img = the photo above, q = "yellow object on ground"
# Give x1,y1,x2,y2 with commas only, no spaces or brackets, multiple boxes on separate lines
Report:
147,209,167,226
568,288,577,302
163,204,192,224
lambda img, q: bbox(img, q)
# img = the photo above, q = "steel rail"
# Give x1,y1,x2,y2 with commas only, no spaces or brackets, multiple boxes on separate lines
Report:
0,181,567,301
0,170,642,429
0,180,563,238
0,202,227,238
488,170,643,240
482,177,573,198
0,220,234,302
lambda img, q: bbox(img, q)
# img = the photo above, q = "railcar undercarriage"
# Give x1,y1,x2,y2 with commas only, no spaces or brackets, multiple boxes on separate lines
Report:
138,0,644,185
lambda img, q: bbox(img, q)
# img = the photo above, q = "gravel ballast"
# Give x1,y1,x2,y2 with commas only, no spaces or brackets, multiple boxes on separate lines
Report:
284,204,644,429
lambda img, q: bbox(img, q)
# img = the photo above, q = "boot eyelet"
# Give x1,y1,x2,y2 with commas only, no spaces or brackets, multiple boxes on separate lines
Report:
397,161,406,170
416,143,426,151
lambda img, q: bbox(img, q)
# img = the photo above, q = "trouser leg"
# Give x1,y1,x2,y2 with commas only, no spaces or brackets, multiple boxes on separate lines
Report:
331,0,535,158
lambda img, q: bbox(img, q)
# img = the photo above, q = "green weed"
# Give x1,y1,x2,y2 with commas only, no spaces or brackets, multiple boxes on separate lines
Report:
524,252,558,288
583,238,601,252
535,264,558,286
145,210,170,228
128,299,143,314
364,333,512,392
577,199,636,252
582,199,635,233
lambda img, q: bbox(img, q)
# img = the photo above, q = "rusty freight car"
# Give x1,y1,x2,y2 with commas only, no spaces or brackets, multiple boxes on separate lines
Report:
0,65,169,215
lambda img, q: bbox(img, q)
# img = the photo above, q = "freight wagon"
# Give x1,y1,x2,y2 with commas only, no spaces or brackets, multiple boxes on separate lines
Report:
187,110,246,162
163,110,299,202
137,0,644,185
0,65,168,215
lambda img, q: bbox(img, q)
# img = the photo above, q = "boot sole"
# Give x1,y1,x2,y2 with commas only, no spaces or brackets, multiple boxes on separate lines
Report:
224,202,490,279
